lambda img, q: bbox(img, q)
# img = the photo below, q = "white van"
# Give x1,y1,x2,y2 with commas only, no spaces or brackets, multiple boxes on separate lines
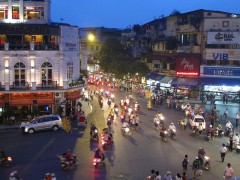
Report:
189,114,206,130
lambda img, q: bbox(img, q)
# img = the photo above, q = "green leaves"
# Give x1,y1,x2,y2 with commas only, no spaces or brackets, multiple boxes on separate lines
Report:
98,38,149,78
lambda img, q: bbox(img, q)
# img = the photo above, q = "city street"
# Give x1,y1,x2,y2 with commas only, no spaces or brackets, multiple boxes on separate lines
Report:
0,85,240,180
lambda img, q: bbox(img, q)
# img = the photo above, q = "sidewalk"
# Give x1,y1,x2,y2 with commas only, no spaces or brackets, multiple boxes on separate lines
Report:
0,100,93,131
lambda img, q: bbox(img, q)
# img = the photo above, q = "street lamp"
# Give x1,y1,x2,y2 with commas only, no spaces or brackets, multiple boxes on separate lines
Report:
87,34,95,42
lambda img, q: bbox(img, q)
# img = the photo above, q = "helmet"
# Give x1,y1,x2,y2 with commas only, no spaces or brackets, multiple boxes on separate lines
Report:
171,123,174,125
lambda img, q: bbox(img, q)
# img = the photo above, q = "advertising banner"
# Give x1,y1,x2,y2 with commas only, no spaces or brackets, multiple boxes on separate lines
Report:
207,32,240,44
205,49,240,61
175,55,200,77
202,66,240,77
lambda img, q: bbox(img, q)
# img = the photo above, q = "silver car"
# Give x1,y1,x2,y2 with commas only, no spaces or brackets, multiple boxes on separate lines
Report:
20,115,62,134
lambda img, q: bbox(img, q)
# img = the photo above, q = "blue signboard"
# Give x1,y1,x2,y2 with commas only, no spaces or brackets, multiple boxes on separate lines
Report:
203,67,240,76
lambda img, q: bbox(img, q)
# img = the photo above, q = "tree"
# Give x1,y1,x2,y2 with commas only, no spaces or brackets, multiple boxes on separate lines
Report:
98,38,149,78
169,9,181,16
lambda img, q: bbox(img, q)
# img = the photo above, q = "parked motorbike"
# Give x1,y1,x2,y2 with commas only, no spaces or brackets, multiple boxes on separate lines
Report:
59,155,78,171
225,127,233,137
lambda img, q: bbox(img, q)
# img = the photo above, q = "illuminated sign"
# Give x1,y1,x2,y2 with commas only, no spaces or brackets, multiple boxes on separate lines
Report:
0,6,7,9
176,56,200,77
203,66,240,77
207,32,240,44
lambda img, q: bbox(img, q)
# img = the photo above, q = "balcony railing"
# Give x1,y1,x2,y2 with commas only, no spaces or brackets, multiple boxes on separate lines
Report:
7,43,59,51
0,80,86,92
12,81,30,90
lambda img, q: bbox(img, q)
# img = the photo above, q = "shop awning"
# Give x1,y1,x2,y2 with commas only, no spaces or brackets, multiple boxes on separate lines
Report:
147,73,165,81
37,99,55,105
9,100,33,106
171,77,199,87
199,77,240,86
67,95,82,101
159,76,173,84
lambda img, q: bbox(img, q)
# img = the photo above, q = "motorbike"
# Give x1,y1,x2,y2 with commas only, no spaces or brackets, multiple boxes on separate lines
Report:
225,127,233,137
203,156,210,170
114,108,119,116
121,123,130,136
90,129,99,142
59,155,78,171
99,100,103,108
160,130,168,142
207,132,212,141
154,120,160,131
169,128,176,140
9,171,22,180
134,105,140,112
101,133,113,149
93,154,105,166
0,156,12,167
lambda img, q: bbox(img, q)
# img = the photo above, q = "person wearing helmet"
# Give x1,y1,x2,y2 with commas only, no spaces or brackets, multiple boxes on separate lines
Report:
207,125,214,139
168,122,176,132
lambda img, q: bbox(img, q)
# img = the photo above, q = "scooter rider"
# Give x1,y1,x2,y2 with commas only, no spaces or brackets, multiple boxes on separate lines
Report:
169,123,176,132
94,148,105,162
198,147,206,166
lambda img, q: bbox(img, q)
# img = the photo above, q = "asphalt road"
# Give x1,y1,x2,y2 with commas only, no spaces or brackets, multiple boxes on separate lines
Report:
0,85,240,180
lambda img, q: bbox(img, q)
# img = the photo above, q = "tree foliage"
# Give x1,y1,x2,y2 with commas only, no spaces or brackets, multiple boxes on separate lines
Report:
98,38,149,78
169,9,181,16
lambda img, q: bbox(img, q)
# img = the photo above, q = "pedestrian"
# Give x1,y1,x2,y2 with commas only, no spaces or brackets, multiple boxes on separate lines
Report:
135,114,139,130
220,143,228,162
155,171,161,180
163,171,172,180
224,109,228,119
236,113,239,127
229,137,233,152
182,154,189,172
224,163,234,180
175,173,182,180
182,172,187,180
149,169,156,180
192,157,200,180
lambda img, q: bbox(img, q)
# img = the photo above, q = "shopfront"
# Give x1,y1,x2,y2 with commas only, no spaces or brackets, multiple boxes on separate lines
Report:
146,73,165,91
173,54,200,98
200,66,240,100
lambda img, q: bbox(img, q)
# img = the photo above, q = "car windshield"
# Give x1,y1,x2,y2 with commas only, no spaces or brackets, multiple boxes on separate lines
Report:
30,117,39,123
194,118,204,122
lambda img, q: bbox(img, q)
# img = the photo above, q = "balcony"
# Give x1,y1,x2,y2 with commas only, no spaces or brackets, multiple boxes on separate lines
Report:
6,43,59,51
0,80,86,92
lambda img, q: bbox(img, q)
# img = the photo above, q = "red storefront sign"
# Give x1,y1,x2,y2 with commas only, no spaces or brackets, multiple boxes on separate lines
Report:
176,56,200,77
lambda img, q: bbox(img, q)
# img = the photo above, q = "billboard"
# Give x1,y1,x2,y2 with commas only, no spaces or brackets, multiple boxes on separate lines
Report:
207,32,240,44
176,55,200,77
206,49,240,61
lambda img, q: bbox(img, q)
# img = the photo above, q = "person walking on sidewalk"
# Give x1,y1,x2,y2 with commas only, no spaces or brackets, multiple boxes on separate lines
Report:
220,143,228,162
224,109,228,120
236,113,239,127
224,163,234,180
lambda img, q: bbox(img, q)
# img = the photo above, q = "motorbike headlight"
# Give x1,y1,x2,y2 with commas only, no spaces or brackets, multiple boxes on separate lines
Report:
156,121,160,124
173,129,176,133
95,129,98,133
204,156,209,160
7,156,12,161
164,131,167,134
125,127,130,132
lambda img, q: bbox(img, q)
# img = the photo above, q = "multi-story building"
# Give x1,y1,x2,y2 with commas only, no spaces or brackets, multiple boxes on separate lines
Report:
140,9,240,98
0,0,83,120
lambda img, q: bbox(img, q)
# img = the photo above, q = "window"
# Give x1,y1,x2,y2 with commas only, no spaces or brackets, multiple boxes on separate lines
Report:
232,22,238,27
0,6,8,20
24,6,44,20
213,22,220,28
191,34,198,45
41,62,53,86
12,6,19,19
67,62,73,80
223,21,229,27
180,34,190,45
14,62,26,85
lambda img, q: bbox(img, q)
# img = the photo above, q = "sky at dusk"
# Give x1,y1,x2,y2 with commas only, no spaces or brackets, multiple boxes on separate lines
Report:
51,0,240,28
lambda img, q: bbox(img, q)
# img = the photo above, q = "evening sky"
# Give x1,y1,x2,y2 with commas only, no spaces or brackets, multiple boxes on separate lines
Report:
51,0,240,28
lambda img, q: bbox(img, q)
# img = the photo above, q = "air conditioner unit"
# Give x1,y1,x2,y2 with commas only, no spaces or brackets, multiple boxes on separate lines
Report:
55,92,62,98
